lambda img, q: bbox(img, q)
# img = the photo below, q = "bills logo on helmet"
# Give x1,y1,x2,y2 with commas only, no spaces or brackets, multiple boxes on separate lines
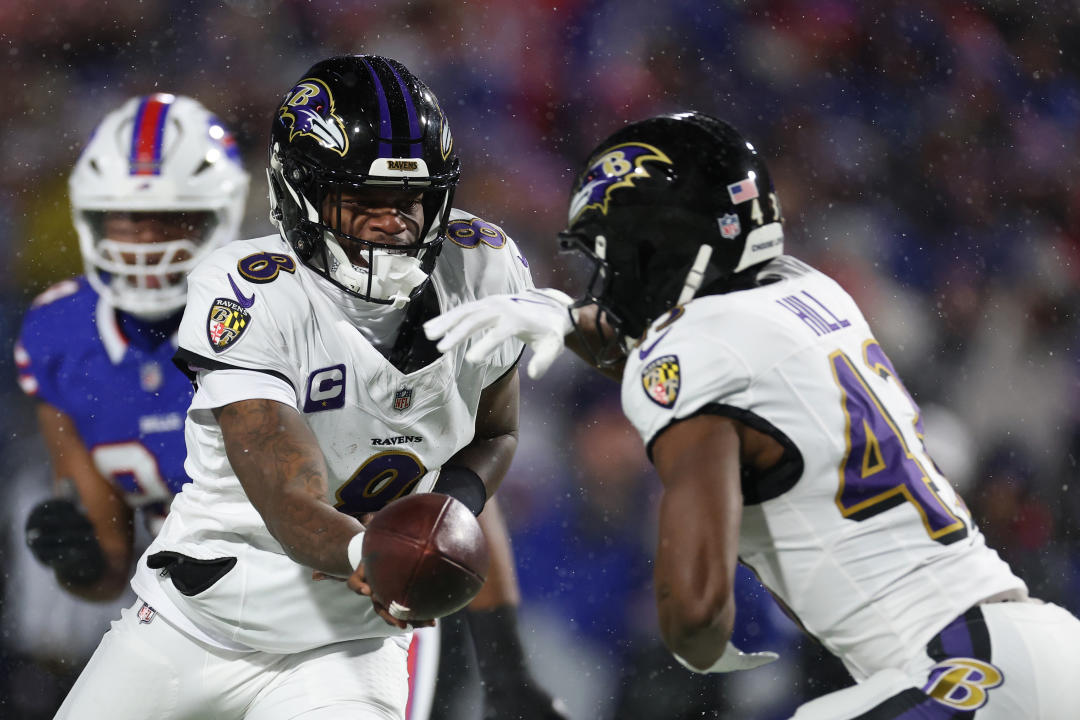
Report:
278,78,349,156
641,354,681,408
206,298,252,353
568,142,673,225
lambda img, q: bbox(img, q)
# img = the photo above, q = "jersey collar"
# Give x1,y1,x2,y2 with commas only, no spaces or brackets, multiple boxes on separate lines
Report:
96,294,129,364
95,296,181,364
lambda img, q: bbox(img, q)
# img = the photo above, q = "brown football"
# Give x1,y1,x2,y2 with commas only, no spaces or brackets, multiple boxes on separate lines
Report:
361,493,489,621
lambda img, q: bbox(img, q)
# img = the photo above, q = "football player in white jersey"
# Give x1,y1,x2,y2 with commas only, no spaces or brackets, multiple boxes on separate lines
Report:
426,111,1080,718
53,55,560,720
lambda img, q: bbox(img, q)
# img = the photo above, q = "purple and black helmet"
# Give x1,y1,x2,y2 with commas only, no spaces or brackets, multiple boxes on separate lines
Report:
268,55,461,303
560,111,785,345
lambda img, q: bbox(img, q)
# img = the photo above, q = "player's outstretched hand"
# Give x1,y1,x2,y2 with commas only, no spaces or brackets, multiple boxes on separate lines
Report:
481,677,571,720
675,641,779,674
346,563,435,631
423,289,574,380
24,498,106,586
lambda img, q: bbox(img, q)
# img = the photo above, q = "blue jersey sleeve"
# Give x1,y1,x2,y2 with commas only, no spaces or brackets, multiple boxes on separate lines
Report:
15,279,87,413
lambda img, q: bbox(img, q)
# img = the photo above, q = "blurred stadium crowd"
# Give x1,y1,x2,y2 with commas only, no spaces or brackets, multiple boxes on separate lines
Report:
1,1,1077,718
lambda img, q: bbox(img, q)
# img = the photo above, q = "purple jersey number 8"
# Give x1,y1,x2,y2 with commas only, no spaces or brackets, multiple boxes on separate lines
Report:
335,450,427,517
830,341,968,545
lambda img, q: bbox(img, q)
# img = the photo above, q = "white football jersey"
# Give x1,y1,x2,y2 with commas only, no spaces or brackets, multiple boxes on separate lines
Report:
621,256,1026,681
132,211,532,653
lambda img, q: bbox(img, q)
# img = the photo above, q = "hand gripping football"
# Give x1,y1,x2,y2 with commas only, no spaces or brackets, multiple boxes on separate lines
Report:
361,493,489,621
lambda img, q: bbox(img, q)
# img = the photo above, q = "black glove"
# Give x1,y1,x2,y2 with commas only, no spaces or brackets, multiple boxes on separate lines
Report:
25,498,106,586
468,607,571,720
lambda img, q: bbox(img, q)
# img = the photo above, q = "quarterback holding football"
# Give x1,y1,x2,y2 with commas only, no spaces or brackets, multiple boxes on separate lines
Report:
54,55,559,720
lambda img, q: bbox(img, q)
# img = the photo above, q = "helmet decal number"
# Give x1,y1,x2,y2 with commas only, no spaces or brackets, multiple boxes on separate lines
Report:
568,142,673,225
277,78,349,157
237,253,297,284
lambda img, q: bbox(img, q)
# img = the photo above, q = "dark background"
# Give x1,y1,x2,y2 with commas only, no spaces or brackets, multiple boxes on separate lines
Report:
1,1,1077,718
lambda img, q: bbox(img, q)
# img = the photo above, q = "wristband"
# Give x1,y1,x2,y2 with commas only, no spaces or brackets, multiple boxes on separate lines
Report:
347,530,366,571
431,464,488,516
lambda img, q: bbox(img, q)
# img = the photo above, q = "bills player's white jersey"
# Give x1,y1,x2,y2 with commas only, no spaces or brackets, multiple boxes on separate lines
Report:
621,256,1026,682
131,211,531,653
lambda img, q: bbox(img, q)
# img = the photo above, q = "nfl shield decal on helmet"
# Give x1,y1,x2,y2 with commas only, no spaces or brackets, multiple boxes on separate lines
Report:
394,386,413,412
207,298,252,353
641,355,681,408
719,213,741,239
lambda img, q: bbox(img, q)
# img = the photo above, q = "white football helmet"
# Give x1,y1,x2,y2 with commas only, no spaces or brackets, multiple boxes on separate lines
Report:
70,94,250,319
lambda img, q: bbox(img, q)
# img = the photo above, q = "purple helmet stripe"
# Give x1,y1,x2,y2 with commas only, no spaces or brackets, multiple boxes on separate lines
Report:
361,57,394,158
386,61,422,158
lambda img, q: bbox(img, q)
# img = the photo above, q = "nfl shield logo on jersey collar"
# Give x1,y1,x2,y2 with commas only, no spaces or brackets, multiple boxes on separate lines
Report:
393,385,413,412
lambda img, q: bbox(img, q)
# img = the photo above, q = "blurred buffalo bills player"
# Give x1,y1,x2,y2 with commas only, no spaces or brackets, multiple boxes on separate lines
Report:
426,111,1080,718
18,93,249,602
53,55,563,720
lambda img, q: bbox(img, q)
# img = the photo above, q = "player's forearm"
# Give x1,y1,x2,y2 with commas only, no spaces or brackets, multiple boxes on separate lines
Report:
265,485,362,576
658,591,735,669
565,304,625,381
449,366,520,496
446,431,517,498
216,398,361,576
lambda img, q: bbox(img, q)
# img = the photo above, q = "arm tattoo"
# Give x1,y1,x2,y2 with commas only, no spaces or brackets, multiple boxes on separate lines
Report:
216,399,359,575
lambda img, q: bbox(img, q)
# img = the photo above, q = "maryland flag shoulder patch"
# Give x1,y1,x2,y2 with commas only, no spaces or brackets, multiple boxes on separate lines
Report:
641,354,681,409
207,298,252,353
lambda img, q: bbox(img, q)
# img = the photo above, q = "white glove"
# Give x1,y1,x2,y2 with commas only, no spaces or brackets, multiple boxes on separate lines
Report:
674,642,779,674
423,288,574,380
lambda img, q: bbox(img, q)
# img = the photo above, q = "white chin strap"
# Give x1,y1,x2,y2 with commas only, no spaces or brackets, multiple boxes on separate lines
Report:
323,234,428,308
676,244,714,306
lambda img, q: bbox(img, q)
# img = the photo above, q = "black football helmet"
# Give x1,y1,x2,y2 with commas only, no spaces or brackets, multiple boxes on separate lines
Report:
268,55,461,305
559,111,784,357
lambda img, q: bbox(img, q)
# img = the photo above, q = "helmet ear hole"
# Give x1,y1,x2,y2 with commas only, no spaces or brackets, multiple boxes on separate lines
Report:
289,164,312,187
291,221,321,261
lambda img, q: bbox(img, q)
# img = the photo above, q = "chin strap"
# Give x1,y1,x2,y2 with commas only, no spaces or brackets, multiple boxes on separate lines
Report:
676,244,714,306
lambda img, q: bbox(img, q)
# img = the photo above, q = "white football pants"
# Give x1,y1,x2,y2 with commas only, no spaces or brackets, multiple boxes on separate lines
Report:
54,599,421,720
789,600,1080,719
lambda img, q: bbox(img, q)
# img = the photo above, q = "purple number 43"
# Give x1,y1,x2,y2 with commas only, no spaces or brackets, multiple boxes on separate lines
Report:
830,340,968,545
